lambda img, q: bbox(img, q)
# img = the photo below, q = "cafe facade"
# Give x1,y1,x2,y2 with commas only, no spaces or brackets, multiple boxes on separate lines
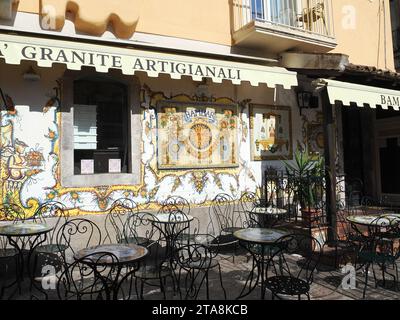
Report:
0,31,305,216
1,0,400,219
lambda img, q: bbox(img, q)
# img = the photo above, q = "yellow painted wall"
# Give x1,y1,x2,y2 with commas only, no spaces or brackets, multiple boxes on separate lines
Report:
16,0,232,45
14,0,396,70
331,0,395,71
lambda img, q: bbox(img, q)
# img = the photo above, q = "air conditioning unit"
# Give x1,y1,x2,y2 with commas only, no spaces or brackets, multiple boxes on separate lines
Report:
0,0,14,20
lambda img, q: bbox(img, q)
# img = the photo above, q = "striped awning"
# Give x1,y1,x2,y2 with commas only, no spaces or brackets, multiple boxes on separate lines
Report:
315,78,400,111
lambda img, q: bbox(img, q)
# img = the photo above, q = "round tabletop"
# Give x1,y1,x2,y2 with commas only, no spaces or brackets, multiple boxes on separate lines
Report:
74,243,149,265
234,228,289,245
346,214,400,227
0,222,53,237
147,213,194,224
249,207,288,215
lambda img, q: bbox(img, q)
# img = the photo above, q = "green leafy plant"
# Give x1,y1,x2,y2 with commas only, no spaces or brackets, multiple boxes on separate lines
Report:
282,147,324,209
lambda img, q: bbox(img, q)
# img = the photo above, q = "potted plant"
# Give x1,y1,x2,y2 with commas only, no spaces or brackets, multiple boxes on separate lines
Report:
282,147,324,226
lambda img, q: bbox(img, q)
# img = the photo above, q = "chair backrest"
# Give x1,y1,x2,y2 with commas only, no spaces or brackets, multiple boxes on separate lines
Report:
335,205,354,241
267,233,323,288
360,196,380,215
162,196,191,216
123,211,158,246
238,191,259,211
104,198,138,244
363,215,400,255
57,251,119,300
56,218,102,266
156,204,191,248
127,213,170,280
208,193,238,235
32,201,68,244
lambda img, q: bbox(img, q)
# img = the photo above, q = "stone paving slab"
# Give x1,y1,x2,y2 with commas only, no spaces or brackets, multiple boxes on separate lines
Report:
2,252,400,300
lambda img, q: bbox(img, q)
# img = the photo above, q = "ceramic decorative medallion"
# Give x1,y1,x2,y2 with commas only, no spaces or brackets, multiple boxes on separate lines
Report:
157,101,239,169
302,112,324,159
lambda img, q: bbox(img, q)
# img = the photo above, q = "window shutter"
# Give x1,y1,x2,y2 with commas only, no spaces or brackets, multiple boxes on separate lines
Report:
73,105,97,150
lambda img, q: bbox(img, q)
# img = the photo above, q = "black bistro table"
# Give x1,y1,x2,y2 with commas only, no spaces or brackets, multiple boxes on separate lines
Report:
0,222,53,298
247,206,288,227
234,227,288,300
346,213,400,239
74,243,149,300
147,212,194,252
146,212,194,292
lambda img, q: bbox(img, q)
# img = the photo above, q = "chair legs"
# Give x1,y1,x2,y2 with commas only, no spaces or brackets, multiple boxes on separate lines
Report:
217,264,227,300
362,263,370,299
176,263,226,300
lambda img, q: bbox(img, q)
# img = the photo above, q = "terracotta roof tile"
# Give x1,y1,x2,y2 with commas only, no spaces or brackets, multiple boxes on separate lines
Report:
345,64,400,81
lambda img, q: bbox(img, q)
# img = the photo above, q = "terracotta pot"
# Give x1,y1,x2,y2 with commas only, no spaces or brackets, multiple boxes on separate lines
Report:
301,208,322,227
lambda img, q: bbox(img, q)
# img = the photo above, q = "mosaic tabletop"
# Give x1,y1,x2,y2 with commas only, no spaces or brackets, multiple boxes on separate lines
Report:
346,214,400,227
233,228,289,244
0,222,53,237
147,213,194,224
250,207,288,215
74,243,149,265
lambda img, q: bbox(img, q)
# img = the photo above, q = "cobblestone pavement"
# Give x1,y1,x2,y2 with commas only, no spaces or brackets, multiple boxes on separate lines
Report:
3,251,400,301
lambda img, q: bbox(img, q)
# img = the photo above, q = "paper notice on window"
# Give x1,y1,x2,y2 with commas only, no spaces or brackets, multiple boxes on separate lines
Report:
81,159,94,174
109,159,121,173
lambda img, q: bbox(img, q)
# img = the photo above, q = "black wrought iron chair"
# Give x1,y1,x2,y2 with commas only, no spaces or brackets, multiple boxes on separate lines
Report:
104,198,139,244
0,231,19,299
30,201,69,294
114,211,158,300
156,204,192,249
359,196,382,215
354,215,400,299
0,203,27,298
237,191,260,228
56,251,119,300
56,218,103,269
313,213,358,269
265,233,323,300
175,238,226,300
207,193,247,261
123,211,156,247
120,212,174,300
162,196,191,216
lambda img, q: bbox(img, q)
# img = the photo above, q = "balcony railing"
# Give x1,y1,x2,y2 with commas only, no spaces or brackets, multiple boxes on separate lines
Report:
233,0,335,38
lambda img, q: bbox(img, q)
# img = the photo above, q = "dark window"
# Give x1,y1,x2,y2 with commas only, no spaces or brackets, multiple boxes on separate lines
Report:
380,137,400,194
73,79,130,174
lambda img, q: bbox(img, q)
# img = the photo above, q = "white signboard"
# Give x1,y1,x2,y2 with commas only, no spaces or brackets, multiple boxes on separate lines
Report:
81,159,94,174
108,159,121,173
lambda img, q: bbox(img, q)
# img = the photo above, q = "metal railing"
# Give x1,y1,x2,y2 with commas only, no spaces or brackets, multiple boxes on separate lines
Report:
233,0,335,38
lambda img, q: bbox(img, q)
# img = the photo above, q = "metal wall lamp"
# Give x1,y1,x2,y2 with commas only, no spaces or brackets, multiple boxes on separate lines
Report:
297,90,319,115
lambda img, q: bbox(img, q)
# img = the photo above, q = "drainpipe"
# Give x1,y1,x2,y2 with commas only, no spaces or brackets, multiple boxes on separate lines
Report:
0,87,5,204
313,79,337,241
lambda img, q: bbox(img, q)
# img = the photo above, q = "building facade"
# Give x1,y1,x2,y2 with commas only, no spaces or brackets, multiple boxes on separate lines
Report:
0,0,398,218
